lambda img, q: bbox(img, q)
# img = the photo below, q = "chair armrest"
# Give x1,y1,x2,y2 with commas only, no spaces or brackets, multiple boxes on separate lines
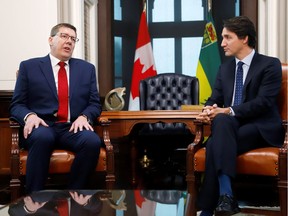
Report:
187,119,208,150
9,119,21,155
97,116,115,182
281,120,287,151
97,116,111,126
9,118,22,198
96,116,112,149
186,119,208,191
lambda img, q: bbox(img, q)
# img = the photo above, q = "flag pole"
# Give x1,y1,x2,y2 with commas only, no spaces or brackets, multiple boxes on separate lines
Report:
208,0,212,11
143,0,147,12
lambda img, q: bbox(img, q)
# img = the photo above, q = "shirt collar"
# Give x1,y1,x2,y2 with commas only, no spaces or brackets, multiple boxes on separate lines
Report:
235,49,255,67
49,53,69,67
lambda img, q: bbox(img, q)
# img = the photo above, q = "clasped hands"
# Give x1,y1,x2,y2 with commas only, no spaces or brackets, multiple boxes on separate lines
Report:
24,114,93,139
196,104,230,124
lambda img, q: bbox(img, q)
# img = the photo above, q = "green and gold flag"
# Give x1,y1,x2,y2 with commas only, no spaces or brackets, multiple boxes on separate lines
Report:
196,10,221,105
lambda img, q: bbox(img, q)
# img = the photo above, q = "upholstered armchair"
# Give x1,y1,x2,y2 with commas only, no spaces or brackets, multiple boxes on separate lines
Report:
138,73,199,185
10,117,115,201
186,64,288,216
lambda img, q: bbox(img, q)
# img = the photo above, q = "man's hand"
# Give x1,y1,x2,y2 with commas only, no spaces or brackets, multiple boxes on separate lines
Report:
197,111,211,124
197,104,231,123
69,191,92,206
24,114,48,139
23,196,46,213
69,115,94,133
196,104,218,123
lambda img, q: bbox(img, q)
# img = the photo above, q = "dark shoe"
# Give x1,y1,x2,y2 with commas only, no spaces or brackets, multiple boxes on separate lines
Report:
215,194,240,216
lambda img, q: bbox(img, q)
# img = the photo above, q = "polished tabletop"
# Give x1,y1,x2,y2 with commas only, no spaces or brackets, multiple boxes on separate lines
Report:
0,190,189,216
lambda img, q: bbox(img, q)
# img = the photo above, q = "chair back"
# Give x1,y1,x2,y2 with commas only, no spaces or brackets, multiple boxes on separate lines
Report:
278,64,287,121
139,73,199,133
140,73,199,110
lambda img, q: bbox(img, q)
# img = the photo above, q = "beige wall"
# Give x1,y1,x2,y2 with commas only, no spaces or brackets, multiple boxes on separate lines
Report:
258,0,288,63
0,0,98,90
0,0,58,90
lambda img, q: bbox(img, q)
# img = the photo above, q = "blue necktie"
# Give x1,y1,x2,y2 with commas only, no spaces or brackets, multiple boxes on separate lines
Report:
233,61,244,106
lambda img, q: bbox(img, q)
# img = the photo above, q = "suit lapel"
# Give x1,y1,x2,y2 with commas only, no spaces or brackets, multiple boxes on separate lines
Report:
226,60,236,105
68,59,79,100
39,55,58,99
242,53,259,102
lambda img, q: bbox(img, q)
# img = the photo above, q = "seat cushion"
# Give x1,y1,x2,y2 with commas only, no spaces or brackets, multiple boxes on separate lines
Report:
194,147,279,176
19,148,107,174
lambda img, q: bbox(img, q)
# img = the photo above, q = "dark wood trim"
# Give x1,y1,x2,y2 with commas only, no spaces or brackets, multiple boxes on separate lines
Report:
240,0,258,49
0,118,11,175
0,90,13,118
97,0,114,98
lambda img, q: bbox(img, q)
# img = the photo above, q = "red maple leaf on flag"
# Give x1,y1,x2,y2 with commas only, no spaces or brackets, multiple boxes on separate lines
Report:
131,58,157,99
134,190,145,208
129,10,157,110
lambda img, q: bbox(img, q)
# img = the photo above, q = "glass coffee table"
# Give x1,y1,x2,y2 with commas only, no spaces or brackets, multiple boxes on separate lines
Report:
0,190,189,216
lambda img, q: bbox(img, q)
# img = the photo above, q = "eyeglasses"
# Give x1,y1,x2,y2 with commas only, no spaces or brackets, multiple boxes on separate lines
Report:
55,33,79,43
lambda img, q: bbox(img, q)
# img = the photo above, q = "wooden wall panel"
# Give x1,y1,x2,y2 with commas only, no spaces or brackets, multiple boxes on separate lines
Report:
0,119,11,175
0,91,13,175
0,90,13,118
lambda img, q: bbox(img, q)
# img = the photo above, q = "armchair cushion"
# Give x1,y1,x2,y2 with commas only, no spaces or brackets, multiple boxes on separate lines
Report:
194,147,280,176
19,148,107,175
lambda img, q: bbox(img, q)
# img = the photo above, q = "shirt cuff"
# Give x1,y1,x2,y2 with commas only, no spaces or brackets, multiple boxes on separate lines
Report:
228,107,235,116
24,112,37,122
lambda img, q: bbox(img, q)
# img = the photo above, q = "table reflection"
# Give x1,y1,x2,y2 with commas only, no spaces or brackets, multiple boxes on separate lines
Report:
3,190,187,216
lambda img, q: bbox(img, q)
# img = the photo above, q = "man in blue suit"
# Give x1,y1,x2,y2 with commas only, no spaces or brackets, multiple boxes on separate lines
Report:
196,16,284,216
9,23,102,193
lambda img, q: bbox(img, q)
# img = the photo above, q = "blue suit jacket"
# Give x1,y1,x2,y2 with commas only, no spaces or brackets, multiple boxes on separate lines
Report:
206,52,284,147
10,55,102,126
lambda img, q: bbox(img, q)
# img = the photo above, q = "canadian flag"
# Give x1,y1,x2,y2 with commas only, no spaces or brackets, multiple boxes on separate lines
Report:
128,10,157,110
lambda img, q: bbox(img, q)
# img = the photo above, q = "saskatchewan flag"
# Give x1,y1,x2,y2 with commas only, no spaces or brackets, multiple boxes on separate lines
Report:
196,10,221,105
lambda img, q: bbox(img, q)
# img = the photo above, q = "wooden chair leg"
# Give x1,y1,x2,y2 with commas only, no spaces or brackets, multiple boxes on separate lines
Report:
102,121,115,190
10,154,21,201
106,148,115,189
186,143,200,216
278,149,287,216
10,123,22,201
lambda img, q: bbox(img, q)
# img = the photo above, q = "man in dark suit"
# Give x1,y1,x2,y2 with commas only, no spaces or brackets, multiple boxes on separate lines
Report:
196,16,284,216
9,23,102,193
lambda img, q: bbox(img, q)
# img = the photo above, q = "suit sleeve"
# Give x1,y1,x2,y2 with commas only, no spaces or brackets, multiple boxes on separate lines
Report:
232,57,282,118
9,61,34,126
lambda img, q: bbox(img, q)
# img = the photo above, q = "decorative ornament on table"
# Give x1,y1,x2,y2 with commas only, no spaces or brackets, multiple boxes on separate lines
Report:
104,87,126,111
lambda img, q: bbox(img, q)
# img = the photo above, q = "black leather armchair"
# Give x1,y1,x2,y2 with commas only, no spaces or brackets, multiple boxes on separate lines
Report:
137,73,199,187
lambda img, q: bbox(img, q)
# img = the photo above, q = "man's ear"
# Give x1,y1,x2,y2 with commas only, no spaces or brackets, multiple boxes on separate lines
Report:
48,37,53,46
243,35,249,45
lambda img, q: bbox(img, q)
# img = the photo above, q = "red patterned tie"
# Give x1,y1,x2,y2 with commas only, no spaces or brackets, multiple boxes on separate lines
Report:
57,199,69,216
57,62,68,122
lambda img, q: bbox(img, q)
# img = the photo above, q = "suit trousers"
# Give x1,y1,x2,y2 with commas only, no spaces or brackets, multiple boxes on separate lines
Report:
197,113,269,211
21,123,101,193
